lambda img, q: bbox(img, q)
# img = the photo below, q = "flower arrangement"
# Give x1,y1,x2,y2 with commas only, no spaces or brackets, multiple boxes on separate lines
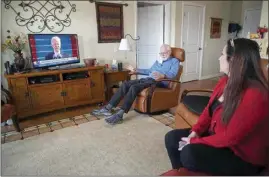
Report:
2,30,28,72
1,30,28,53
257,26,268,38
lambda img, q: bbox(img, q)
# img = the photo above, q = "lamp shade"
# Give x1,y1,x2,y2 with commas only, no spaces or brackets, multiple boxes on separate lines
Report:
118,38,131,51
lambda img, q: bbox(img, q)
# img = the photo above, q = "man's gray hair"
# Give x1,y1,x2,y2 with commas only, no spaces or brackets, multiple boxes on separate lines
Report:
161,44,171,51
51,36,61,44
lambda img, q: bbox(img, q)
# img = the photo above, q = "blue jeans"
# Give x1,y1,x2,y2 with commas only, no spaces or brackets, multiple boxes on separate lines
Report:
109,78,163,113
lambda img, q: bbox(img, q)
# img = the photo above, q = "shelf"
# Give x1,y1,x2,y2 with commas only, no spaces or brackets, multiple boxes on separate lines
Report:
62,71,89,81
62,78,90,83
28,74,60,85
28,82,62,87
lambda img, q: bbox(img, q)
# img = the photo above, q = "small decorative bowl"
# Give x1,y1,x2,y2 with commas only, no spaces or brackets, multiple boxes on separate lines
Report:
83,58,96,66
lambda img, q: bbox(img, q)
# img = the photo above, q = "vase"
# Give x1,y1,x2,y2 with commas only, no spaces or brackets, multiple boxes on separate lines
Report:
14,50,25,72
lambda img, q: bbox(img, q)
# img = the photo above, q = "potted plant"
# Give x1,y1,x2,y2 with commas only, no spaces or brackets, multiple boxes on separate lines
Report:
1,30,28,71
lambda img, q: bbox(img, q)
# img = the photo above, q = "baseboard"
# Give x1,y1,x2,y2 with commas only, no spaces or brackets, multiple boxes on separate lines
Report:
200,73,223,80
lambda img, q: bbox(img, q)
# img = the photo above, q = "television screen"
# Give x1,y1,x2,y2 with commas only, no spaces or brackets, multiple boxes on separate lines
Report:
28,34,79,68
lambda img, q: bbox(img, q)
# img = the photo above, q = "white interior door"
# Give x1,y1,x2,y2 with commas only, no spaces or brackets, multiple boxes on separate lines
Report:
242,8,261,38
181,4,204,82
137,5,164,78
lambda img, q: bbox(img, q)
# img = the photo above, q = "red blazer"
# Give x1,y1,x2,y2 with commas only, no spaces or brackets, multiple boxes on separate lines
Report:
190,76,269,167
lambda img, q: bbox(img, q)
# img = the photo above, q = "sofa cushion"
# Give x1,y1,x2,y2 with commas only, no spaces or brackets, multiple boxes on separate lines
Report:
182,95,210,115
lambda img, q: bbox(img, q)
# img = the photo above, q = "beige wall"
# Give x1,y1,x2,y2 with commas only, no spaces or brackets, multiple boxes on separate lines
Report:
1,0,237,88
260,0,268,27
173,1,232,78
1,1,136,89
230,1,243,24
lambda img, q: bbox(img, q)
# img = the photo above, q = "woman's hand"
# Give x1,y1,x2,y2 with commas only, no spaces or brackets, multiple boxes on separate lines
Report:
179,131,198,146
188,131,199,138
178,137,190,151
181,137,190,144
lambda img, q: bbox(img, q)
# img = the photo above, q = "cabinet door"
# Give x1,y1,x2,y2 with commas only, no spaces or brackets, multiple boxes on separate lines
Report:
29,84,64,110
90,69,105,101
10,78,32,112
63,80,92,106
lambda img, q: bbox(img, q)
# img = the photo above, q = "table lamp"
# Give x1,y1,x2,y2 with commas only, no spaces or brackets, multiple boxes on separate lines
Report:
118,34,140,67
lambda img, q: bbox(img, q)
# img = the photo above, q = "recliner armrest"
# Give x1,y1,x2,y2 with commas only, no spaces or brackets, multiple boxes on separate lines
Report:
155,79,181,83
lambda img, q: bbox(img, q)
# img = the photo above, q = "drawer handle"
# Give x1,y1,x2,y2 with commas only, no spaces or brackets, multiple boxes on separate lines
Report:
90,82,95,87
25,92,29,97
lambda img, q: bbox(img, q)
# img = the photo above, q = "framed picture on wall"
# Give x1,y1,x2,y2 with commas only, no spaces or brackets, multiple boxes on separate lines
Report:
95,2,124,43
210,18,222,39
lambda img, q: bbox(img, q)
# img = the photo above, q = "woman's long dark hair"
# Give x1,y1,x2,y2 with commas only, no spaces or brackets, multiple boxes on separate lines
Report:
222,38,268,124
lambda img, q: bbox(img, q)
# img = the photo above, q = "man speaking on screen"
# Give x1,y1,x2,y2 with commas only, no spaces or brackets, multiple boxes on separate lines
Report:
45,36,68,60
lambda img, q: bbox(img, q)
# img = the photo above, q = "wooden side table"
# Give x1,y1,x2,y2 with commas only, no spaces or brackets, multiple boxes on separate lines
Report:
104,69,131,102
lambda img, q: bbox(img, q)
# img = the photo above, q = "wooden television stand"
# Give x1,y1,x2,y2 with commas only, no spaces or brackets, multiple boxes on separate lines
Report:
5,66,105,119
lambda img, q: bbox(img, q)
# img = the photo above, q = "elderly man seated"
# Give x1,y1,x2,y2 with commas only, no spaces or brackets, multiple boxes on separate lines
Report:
92,44,180,125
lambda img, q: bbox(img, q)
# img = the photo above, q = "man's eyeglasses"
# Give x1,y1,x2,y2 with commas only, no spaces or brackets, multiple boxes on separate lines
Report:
159,52,169,55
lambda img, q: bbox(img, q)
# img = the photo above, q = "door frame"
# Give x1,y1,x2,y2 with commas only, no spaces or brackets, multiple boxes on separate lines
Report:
180,1,206,81
135,1,172,68
242,7,261,38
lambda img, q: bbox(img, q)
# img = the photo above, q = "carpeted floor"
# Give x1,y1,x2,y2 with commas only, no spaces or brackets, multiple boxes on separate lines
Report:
1,111,174,176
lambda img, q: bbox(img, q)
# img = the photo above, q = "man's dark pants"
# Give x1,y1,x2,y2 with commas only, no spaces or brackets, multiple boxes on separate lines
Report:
108,77,159,113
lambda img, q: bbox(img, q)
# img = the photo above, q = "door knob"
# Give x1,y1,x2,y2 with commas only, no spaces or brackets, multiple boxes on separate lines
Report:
198,47,202,50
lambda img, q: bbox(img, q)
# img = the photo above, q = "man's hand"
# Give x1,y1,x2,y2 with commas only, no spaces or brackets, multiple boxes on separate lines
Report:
126,65,137,74
152,71,165,81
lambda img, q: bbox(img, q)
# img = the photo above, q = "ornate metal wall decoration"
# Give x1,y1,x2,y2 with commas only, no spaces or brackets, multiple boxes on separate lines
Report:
3,0,76,33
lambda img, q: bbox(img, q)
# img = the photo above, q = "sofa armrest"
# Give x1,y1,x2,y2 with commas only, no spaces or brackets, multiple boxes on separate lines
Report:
160,168,209,176
180,89,213,102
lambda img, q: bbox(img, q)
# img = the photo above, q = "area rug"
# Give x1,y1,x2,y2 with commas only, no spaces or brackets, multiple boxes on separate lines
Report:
1,111,173,176
1,111,176,144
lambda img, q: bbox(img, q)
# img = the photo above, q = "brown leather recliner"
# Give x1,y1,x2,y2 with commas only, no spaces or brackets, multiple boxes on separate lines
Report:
174,58,269,175
133,48,185,114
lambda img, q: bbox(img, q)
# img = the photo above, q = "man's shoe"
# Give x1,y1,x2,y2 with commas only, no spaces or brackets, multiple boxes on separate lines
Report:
105,113,123,125
92,107,112,116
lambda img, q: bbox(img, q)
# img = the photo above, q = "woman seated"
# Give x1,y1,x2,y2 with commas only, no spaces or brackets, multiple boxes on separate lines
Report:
165,38,269,175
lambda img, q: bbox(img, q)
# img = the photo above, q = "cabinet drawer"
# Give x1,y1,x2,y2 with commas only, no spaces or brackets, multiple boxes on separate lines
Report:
105,72,128,83
11,78,27,88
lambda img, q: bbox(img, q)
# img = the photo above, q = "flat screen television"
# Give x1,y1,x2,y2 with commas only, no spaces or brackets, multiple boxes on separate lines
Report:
28,34,80,69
